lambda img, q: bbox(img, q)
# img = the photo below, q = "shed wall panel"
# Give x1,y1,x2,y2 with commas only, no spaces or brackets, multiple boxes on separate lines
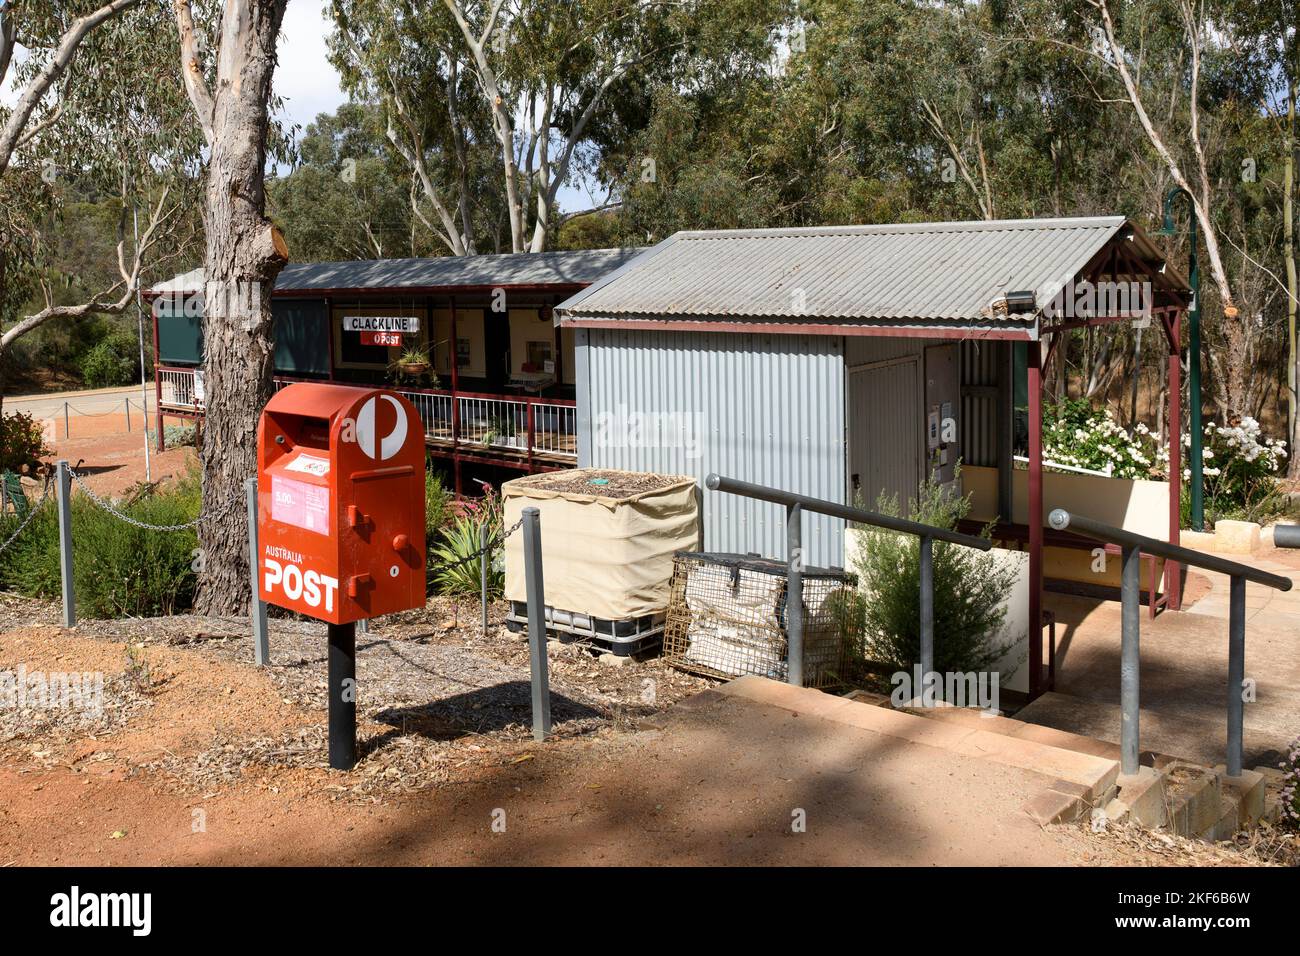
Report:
582,329,847,567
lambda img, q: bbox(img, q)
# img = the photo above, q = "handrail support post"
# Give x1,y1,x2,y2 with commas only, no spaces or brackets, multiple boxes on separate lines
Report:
1120,543,1142,776
1226,574,1246,777
786,502,804,687
919,534,935,703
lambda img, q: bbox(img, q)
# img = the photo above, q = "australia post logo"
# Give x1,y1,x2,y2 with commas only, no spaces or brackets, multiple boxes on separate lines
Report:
343,394,409,461
262,546,338,612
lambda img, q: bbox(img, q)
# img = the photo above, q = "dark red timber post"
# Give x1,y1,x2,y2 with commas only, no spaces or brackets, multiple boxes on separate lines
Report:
449,295,462,496
1027,339,1045,698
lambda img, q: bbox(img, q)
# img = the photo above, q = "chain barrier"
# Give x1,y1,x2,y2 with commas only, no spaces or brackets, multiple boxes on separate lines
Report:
66,464,243,532
0,477,53,556
63,400,145,418
427,514,524,577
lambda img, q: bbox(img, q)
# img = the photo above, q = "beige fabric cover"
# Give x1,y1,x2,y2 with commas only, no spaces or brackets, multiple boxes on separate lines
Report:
503,471,700,619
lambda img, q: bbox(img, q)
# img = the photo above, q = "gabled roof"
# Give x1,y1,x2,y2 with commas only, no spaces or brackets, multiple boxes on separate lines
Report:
148,247,643,296
555,217,1188,336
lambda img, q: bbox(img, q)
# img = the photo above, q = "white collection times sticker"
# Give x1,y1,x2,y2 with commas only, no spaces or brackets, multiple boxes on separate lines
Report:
282,452,330,477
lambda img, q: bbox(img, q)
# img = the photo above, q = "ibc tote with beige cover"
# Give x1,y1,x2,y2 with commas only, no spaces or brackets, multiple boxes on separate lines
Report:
502,469,701,650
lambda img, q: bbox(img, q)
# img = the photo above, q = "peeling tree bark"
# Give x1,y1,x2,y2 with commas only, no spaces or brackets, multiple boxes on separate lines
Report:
174,0,289,616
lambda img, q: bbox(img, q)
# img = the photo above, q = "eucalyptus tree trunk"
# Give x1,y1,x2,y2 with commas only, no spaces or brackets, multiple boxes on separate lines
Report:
175,1,289,615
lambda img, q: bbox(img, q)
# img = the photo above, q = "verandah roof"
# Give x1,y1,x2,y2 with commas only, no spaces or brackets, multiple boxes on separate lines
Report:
148,247,644,297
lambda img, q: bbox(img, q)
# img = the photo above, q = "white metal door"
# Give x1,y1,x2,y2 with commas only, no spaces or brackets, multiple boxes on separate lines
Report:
847,358,921,513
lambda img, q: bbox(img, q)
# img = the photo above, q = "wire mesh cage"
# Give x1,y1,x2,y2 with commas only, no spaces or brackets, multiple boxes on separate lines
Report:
663,552,858,689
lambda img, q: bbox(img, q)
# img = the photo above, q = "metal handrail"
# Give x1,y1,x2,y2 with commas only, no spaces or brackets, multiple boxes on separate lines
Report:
1048,508,1293,778
705,473,990,692
705,474,991,550
1049,509,1292,591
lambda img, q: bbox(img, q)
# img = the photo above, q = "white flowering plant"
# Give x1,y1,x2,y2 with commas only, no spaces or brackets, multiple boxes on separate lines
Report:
1041,399,1160,479
1041,402,1291,524
1165,417,1290,524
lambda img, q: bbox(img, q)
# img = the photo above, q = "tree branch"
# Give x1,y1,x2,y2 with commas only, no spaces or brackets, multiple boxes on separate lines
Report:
0,5,16,92
1,185,177,353
0,0,140,175
172,0,216,145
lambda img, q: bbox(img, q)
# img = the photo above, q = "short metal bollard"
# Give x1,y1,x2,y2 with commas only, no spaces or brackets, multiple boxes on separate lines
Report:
480,521,490,635
55,459,75,627
244,477,270,665
521,507,551,741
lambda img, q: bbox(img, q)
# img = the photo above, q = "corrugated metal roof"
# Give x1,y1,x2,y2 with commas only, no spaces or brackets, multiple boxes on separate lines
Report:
149,247,643,296
557,217,1179,327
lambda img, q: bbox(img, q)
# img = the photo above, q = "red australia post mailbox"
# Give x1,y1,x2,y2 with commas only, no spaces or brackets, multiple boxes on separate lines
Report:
257,384,427,623
257,383,426,770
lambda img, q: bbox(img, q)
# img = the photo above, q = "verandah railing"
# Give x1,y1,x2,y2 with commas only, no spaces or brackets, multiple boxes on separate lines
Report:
156,365,577,461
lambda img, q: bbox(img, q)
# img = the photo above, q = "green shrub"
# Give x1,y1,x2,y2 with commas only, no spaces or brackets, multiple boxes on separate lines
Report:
429,483,503,596
850,472,1018,683
0,494,61,597
0,478,200,617
0,411,50,473
163,423,197,448
81,328,143,389
425,468,452,537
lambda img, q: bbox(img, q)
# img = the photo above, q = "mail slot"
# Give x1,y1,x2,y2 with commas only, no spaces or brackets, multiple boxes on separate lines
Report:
257,383,427,624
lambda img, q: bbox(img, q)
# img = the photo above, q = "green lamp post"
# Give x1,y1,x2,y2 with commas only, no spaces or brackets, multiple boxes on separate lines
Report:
1158,187,1203,531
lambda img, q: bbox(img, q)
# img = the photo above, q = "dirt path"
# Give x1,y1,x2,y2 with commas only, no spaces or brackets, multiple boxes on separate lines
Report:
0,598,1281,866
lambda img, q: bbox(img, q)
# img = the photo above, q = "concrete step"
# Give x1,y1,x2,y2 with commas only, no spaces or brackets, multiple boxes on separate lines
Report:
898,693,1273,839
1011,691,1284,769
905,699,1183,767
713,677,1121,826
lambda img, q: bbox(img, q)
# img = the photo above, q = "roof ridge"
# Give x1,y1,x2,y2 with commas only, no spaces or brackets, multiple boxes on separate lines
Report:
673,216,1126,241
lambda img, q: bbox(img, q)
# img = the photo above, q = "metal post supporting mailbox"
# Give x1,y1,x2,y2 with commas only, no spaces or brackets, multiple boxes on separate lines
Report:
328,622,357,770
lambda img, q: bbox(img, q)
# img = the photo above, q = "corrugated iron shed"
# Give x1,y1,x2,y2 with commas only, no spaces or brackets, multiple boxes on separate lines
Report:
556,217,1186,334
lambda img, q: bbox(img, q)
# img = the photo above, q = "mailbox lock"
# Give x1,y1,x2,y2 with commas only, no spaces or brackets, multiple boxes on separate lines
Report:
392,533,409,552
